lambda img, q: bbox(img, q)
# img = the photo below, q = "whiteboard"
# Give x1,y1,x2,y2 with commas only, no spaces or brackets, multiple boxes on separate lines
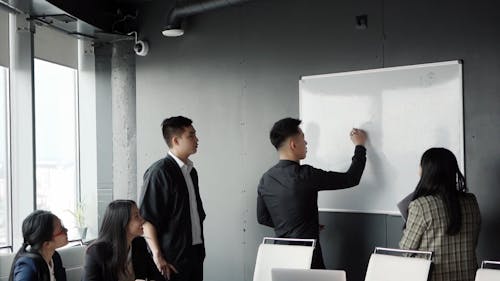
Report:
299,61,464,214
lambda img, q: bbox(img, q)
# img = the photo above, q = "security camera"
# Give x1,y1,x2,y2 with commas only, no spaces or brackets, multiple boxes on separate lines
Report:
134,40,149,56
128,31,149,56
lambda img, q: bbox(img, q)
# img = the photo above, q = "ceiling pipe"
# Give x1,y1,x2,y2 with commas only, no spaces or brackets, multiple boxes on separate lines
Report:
162,0,251,37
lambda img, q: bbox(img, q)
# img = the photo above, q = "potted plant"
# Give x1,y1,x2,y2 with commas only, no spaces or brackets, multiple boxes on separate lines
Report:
67,201,87,240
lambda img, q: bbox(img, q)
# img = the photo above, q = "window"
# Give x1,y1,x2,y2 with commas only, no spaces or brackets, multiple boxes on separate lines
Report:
0,66,9,250
34,59,80,239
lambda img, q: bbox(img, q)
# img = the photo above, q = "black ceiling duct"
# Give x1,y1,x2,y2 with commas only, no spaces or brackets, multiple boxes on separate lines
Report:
162,0,250,37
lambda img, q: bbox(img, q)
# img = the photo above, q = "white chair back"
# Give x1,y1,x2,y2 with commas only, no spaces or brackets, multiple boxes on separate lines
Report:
475,261,500,281
58,244,87,281
0,244,86,281
364,247,432,281
253,237,315,281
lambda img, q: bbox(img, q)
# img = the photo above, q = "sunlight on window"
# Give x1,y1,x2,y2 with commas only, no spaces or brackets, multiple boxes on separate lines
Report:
34,59,81,240
0,66,9,249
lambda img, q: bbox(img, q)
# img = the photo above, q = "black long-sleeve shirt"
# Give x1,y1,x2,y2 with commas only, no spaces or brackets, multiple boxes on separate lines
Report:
257,145,367,239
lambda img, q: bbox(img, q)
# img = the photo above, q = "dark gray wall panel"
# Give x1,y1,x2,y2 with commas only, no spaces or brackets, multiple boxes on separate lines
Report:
386,215,404,249
135,0,500,280
319,212,387,281
137,3,249,281
318,212,404,280
383,0,500,262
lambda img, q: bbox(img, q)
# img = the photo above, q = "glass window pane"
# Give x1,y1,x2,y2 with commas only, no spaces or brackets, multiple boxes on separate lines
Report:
34,59,80,239
0,66,9,248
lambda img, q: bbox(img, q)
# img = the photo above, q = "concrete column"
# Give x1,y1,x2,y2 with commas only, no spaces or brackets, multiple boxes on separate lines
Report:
111,40,137,200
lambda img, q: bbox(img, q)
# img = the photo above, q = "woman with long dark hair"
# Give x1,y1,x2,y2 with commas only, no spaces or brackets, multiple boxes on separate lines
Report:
9,210,68,281
400,147,481,281
82,200,160,281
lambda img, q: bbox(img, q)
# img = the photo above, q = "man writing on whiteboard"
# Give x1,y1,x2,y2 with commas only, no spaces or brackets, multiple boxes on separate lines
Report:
257,117,367,269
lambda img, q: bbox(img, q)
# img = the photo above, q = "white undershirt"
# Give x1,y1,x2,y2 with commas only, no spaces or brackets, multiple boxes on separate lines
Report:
47,258,55,281
168,151,203,245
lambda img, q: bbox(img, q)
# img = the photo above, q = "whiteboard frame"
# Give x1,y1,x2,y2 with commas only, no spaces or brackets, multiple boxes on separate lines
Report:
301,60,462,80
300,60,465,215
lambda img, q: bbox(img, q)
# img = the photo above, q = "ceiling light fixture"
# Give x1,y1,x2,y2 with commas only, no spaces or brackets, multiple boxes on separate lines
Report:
161,0,251,37
162,23,184,37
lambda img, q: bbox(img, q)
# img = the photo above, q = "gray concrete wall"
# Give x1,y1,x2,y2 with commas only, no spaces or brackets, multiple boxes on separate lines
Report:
135,0,500,280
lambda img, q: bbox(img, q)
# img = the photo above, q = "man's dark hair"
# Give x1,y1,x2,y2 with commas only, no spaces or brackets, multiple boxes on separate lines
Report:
269,117,302,150
161,116,193,147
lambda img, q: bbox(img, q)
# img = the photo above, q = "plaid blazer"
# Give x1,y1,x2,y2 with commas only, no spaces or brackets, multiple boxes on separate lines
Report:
399,193,481,281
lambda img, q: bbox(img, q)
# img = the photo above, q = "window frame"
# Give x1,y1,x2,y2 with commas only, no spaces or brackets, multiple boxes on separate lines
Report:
0,65,12,251
33,58,82,235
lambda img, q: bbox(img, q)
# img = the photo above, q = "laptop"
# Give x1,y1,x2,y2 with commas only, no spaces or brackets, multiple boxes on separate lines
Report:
271,268,346,281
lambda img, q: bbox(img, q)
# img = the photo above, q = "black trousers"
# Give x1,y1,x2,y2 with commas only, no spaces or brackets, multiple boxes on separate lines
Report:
170,244,205,281
274,238,325,269
311,242,326,269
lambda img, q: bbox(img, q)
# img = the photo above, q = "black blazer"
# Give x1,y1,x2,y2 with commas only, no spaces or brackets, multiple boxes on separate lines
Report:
11,251,66,281
139,155,206,267
82,237,160,281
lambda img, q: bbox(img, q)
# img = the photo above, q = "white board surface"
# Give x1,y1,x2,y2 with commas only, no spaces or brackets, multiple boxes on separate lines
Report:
299,61,464,214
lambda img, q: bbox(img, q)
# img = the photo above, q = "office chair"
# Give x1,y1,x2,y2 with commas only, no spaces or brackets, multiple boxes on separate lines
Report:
253,237,315,281
475,260,500,281
364,247,433,281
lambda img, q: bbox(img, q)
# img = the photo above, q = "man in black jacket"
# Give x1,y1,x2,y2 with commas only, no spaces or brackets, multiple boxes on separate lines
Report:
257,117,367,269
140,116,206,281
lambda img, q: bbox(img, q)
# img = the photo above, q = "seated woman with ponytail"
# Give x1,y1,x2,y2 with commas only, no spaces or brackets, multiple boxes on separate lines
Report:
82,200,160,281
9,210,69,281
400,147,481,281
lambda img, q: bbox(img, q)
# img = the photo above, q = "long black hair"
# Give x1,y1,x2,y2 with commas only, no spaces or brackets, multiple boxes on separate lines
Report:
93,199,136,279
9,210,57,281
412,147,467,235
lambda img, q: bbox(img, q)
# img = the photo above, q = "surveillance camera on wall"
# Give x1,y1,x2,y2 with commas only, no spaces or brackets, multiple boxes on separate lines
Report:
128,31,149,56
134,40,149,56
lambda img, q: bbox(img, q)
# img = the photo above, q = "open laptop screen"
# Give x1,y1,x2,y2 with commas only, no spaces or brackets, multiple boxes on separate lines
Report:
271,268,346,281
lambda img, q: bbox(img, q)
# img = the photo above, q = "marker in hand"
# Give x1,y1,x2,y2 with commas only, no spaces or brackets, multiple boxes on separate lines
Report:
350,128,367,146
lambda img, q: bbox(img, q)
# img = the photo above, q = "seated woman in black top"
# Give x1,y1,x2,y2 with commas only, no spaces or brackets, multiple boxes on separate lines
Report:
82,200,160,281
9,210,69,281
